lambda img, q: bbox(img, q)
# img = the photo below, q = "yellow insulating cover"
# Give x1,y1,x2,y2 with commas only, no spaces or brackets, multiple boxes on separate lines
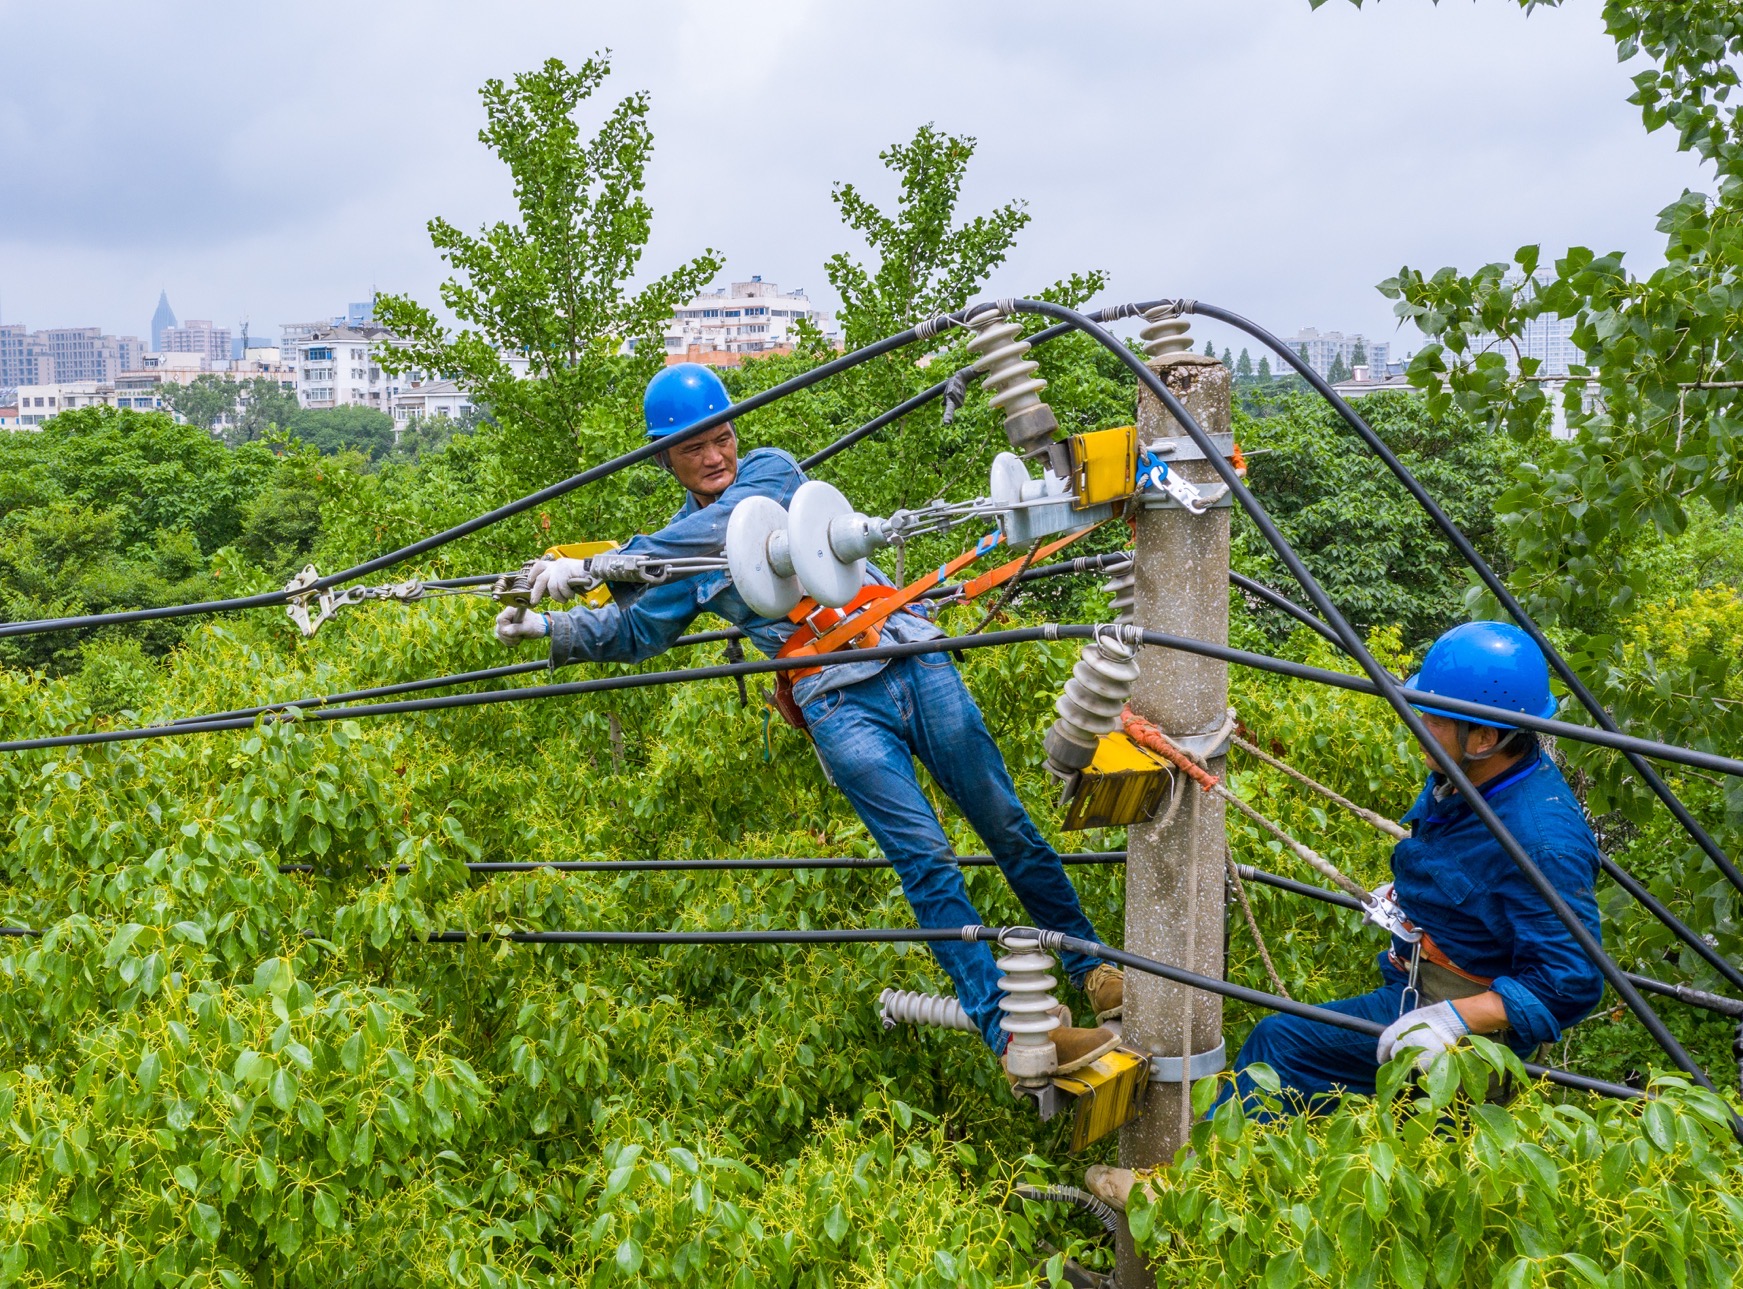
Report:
1062,731,1174,831
546,540,620,609
1068,424,1138,510
1054,1047,1150,1151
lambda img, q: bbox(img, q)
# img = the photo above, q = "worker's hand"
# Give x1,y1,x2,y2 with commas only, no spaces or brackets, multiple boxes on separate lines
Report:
528,557,595,606
1375,1000,1468,1070
494,606,550,644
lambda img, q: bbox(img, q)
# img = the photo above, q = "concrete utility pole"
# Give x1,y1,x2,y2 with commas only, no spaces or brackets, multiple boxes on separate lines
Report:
1116,351,1232,1288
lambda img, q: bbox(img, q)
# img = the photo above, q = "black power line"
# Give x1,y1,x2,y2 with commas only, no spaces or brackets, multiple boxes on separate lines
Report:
1195,303,1743,908
1017,300,1728,1124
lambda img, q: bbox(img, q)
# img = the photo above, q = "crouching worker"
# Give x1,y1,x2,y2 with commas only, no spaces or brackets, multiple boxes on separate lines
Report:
1217,621,1604,1117
493,363,1126,1078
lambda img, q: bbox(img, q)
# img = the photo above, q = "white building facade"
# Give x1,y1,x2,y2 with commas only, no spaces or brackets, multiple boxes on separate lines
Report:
287,325,395,411
662,278,837,359
1276,327,1390,380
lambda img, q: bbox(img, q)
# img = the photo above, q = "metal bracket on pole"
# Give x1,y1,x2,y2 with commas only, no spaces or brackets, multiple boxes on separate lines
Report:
1146,1038,1227,1084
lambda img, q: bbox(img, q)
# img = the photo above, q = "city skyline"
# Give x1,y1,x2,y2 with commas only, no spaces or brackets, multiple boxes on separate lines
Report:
0,2,1712,368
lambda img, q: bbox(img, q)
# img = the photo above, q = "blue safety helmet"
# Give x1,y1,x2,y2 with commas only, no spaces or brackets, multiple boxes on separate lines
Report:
1406,621,1558,728
644,362,732,439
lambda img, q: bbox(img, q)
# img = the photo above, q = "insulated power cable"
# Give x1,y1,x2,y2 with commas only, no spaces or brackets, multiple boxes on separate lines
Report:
410,921,1638,1102
1229,571,1346,648
0,320,956,642
167,554,1133,729
9,626,1743,779
276,851,1129,875
1193,301,1743,906
1014,301,1727,1117
1234,861,1743,1022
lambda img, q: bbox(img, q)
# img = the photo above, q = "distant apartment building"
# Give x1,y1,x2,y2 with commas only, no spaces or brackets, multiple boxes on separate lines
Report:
662,278,837,361
0,325,55,387
390,379,475,426
1,324,142,387
288,324,396,410
161,319,233,364
14,381,119,426
1277,327,1390,380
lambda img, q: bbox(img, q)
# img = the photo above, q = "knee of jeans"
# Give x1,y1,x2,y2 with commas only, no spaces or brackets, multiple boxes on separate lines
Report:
1237,1014,1297,1066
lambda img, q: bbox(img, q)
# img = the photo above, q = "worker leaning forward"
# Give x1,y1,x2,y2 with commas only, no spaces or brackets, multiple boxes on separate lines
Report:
494,363,1126,1079
1218,621,1605,1117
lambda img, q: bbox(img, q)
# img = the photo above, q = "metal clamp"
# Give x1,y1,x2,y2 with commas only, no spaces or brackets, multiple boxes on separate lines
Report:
1142,433,1236,463
1162,708,1237,762
1147,1037,1227,1084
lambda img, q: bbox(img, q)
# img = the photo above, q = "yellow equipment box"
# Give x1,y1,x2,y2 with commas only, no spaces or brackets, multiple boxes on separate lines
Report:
1068,425,1138,510
1062,731,1174,831
1055,1047,1150,1151
546,540,620,609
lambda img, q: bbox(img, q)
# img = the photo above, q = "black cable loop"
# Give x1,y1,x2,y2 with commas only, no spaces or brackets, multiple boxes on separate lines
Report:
1192,301,1743,906
1008,298,1732,1126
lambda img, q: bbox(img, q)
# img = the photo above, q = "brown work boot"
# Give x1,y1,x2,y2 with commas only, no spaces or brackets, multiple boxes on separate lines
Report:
1083,963,1125,1021
1053,1024,1121,1074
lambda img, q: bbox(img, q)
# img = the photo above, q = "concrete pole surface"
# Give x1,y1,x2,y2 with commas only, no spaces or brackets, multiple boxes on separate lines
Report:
1115,353,1231,1289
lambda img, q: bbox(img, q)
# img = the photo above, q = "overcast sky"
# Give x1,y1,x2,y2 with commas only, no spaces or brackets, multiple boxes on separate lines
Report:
0,0,1710,362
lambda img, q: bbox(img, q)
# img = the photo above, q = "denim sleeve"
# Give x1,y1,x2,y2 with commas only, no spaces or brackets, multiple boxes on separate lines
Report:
547,579,704,667
1488,861,1606,1047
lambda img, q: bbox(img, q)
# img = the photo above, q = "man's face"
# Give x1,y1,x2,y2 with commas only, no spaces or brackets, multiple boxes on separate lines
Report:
1417,712,1501,772
665,423,739,501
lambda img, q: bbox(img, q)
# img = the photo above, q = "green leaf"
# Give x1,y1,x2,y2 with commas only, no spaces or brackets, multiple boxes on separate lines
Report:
189,1202,221,1244
1559,1253,1612,1289
823,1202,849,1244
1642,1101,1677,1152
614,1238,643,1274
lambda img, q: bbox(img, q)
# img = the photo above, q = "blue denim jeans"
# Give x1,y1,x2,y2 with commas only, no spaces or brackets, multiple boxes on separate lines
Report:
801,653,1106,1051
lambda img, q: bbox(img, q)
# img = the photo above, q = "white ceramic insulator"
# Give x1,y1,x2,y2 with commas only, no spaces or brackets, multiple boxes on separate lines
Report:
878,988,977,1034
967,314,1056,460
1140,308,1192,360
766,527,795,579
1103,558,1136,624
1054,636,1140,743
1045,633,1142,777
998,944,1062,1079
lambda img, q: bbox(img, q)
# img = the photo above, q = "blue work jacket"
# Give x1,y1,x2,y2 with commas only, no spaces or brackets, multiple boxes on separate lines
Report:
546,446,941,705
1387,751,1605,1048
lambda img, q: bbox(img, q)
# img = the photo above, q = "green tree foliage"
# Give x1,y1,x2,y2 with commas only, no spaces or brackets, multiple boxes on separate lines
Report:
1326,353,1351,383
1233,392,1524,649
162,374,238,433
374,54,722,494
1351,338,1368,369
230,377,301,447
1133,1045,1743,1287
1257,354,1272,379
1235,348,1254,379
289,406,397,461
825,124,1030,351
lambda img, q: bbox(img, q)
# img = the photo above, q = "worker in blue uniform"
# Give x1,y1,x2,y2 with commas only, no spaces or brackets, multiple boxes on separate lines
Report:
1217,621,1605,1117
493,363,1127,1077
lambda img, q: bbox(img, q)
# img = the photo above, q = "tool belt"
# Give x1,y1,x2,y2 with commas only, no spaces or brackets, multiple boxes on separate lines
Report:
1389,934,1495,1005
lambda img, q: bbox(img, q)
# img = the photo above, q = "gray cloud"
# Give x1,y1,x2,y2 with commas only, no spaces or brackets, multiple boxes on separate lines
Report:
0,0,1710,359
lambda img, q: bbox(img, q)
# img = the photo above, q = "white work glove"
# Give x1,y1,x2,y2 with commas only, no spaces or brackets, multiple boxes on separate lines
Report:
527,557,596,606
1375,1000,1468,1070
494,606,550,644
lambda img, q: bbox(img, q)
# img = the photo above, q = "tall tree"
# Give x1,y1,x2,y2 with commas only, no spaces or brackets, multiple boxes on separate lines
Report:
1236,348,1254,378
161,375,237,433
1327,353,1351,383
375,54,721,492
229,377,299,447
1221,347,1234,368
1351,339,1368,368
1257,354,1272,380
826,124,1030,350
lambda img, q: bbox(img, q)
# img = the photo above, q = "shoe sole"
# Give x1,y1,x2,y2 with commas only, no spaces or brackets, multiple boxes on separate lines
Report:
1054,1033,1123,1075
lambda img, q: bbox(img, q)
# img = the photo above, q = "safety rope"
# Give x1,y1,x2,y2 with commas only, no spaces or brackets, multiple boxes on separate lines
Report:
1230,732,1408,840
1225,845,1291,1000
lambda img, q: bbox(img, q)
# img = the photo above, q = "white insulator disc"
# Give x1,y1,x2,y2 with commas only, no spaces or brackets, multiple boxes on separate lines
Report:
725,495,803,618
989,453,1030,509
788,480,865,607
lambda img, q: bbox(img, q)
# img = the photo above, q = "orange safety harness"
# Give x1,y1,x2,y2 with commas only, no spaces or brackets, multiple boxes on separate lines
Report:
767,523,1109,732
